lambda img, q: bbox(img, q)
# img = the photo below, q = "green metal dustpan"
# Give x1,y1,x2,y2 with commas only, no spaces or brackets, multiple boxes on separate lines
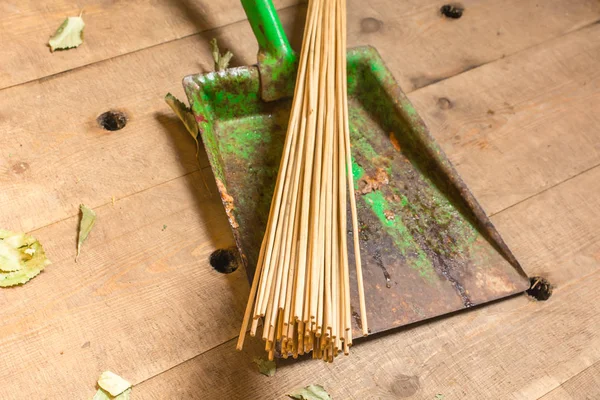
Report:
183,0,529,336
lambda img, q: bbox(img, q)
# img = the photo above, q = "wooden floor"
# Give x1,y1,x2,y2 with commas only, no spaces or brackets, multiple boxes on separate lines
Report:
1,0,599,398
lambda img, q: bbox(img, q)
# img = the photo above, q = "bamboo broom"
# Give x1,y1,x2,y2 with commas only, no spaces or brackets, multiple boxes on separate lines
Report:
236,0,368,362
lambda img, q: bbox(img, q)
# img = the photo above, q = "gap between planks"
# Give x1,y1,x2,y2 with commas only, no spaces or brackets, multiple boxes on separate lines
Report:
26,169,203,236
537,360,600,400
489,161,600,218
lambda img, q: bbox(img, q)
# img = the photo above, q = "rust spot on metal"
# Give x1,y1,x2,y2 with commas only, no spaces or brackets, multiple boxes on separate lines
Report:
357,167,389,194
384,209,395,221
389,132,402,151
215,178,239,229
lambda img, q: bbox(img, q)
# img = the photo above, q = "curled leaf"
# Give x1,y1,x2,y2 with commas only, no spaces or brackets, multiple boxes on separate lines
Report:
0,230,51,287
288,384,332,400
76,204,96,262
253,357,276,377
49,16,85,52
97,371,131,397
164,93,199,151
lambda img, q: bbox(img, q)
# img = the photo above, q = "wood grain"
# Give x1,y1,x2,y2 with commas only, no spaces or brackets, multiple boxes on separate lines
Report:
408,23,600,215
0,22,262,234
1,0,599,397
540,362,600,400
491,164,600,288
0,0,300,90
2,0,599,92
135,265,600,399
0,6,315,235
3,0,599,238
346,0,600,93
0,169,249,399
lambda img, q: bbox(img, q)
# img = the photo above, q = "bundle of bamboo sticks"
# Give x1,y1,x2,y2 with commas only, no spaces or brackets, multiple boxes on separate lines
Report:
236,0,368,362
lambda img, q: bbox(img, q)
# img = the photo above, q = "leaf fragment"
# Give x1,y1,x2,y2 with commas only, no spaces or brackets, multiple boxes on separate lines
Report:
288,384,332,400
0,230,51,287
49,16,85,52
97,371,131,397
164,93,199,152
92,388,112,400
92,388,131,400
210,38,233,71
76,204,96,262
253,357,276,377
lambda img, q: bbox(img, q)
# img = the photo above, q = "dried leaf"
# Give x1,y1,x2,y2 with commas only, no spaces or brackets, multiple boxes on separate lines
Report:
97,371,131,397
164,93,199,150
288,384,332,400
92,388,112,400
92,388,131,400
253,357,276,377
49,16,85,52
0,230,51,287
76,204,96,262
210,38,233,71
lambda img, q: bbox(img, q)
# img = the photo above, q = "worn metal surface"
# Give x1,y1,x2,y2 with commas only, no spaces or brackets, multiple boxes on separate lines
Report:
184,46,530,336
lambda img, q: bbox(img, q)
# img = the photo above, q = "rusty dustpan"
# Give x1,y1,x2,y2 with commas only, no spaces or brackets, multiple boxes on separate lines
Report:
183,0,529,336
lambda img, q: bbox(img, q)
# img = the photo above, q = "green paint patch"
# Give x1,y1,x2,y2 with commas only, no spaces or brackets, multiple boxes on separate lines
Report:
351,158,365,185
362,190,435,282
218,116,275,160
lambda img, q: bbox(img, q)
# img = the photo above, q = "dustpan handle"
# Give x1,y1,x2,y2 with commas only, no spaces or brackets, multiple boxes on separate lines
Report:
241,0,297,101
241,0,295,65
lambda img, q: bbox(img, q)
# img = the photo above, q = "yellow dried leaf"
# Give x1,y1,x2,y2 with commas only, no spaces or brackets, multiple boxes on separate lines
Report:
49,16,85,52
0,230,51,287
76,204,96,262
97,371,131,397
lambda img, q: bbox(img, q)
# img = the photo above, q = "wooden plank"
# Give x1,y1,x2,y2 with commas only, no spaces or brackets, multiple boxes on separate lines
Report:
491,165,600,287
133,270,600,399
2,1,598,234
347,0,600,92
1,0,598,398
408,23,600,215
0,169,250,399
540,363,600,400
1,0,599,92
540,386,575,400
0,6,316,236
0,0,300,90
0,16,268,234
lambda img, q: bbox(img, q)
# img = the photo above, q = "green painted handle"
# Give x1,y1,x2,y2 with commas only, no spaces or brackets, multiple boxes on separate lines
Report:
241,0,296,68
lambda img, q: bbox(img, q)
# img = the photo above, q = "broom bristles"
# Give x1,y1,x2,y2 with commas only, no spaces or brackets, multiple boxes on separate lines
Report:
236,0,368,360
